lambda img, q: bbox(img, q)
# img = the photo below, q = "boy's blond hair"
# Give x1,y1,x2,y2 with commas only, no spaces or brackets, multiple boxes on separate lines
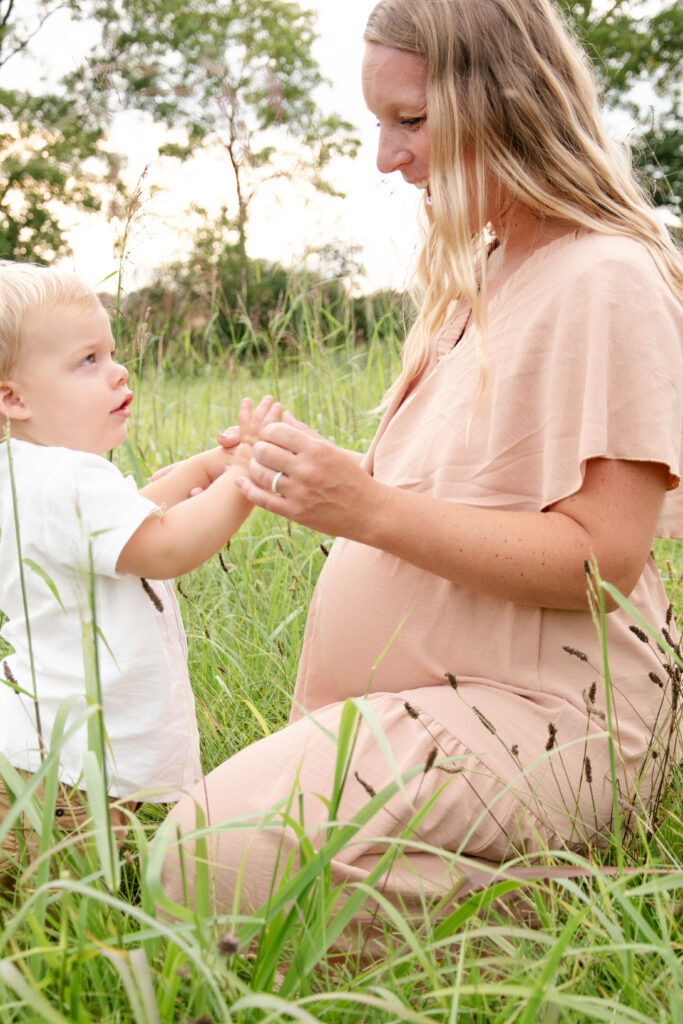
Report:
0,262,103,378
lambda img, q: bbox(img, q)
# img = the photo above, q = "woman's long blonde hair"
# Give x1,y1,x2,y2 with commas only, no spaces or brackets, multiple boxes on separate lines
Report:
364,0,683,406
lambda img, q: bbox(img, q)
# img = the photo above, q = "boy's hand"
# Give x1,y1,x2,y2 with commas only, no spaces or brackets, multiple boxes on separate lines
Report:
231,396,282,470
216,425,240,449
147,399,279,497
149,445,231,498
150,445,232,487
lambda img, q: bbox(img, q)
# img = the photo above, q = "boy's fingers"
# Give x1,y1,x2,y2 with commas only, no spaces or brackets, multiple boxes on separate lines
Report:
217,426,240,448
150,462,178,481
264,402,283,425
252,398,281,429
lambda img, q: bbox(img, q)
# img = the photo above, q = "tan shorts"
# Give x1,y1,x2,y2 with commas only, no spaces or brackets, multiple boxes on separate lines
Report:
0,769,134,888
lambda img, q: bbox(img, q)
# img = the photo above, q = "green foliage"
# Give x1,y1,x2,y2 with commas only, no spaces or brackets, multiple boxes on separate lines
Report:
118,226,408,374
0,87,117,263
0,0,358,263
0,0,69,67
0,322,681,1018
0,0,679,265
0,0,127,262
558,0,683,212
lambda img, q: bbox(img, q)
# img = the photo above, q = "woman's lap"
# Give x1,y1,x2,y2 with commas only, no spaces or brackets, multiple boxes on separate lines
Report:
160,686,606,916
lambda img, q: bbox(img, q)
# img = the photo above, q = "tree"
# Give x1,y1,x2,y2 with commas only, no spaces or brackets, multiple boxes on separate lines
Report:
0,0,125,262
0,0,356,264
0,0,63,69
85,0,360,256
1,1,678,264
558,0,682,213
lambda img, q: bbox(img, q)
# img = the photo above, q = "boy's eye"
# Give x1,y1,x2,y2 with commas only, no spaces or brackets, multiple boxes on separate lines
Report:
82,353,96,365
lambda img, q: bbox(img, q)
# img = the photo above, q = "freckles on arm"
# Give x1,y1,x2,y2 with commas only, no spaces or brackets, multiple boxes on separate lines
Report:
353,458,668,611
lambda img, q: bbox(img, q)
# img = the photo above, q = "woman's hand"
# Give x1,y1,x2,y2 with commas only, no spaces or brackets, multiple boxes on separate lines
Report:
239,413,669,610
235,411,378,538
229,395,282,473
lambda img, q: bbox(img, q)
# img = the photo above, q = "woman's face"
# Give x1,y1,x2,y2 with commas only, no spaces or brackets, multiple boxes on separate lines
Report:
361,41,516,236
362,42,431,196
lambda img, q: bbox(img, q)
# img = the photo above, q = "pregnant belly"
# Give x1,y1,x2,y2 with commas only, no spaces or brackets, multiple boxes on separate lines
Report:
293,537,543,709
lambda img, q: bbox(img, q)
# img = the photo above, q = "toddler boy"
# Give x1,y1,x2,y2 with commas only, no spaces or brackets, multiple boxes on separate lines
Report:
0,261,278,881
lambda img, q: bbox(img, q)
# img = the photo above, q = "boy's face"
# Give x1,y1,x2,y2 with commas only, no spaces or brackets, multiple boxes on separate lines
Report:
5,303,133,455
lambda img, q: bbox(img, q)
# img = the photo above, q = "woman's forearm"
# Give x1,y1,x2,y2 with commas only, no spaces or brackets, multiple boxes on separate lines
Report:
239,417,668,611
355,481,594,608
336,459,667,610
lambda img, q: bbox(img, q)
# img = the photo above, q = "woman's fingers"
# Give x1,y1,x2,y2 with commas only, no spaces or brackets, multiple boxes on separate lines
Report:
236,429,375,540
255,420,316,459
248,445,297,488
281,409,322,436
219,404,318,457
235,471,288,509
231,408,376,538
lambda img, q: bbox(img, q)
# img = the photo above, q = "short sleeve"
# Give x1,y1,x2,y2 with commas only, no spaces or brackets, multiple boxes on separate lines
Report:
533,242,682,537
41,452,160,577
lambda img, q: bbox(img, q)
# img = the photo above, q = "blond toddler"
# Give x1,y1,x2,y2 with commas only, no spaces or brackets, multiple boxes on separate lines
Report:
0,261,278,880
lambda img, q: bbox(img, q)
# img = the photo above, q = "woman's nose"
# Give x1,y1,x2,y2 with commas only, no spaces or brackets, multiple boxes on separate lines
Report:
376,128,410,175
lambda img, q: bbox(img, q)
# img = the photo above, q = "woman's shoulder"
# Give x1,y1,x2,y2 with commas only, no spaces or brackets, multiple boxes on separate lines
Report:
542,228,673,285
520,230,681,333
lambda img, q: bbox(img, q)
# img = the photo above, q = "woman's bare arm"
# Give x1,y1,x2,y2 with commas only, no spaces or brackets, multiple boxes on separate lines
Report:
235,417,668,611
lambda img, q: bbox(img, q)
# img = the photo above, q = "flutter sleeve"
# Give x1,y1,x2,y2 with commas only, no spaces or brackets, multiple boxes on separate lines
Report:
528,238,682,538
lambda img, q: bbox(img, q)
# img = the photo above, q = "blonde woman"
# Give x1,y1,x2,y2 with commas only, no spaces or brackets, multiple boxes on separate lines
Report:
164,0,682,926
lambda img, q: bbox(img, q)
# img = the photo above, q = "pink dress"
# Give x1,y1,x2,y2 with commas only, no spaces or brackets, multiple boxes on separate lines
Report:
166,231,682,915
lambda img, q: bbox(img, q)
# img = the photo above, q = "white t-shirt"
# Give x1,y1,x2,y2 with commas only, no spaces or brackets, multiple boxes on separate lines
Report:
0,440,201,800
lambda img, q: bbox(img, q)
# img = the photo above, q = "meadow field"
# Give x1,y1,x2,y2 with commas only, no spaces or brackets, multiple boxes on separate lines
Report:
0,294,681,1023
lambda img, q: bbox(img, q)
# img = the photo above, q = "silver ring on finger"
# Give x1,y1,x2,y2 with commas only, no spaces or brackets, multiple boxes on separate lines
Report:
271,470,284,495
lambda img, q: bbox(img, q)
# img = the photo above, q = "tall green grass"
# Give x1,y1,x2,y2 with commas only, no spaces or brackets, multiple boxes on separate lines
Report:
0,298,681,1023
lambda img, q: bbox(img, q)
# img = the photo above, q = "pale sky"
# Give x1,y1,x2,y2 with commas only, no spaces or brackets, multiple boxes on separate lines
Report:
2,0,422,296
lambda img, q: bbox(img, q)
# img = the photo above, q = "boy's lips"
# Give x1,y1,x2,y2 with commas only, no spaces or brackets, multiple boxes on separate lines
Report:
113,392,134,415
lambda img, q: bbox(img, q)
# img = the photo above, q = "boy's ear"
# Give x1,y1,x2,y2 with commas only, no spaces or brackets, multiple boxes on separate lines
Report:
0,381,30,420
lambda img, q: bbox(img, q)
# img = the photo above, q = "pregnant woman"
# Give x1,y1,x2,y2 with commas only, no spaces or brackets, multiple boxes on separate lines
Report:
163,0,683,928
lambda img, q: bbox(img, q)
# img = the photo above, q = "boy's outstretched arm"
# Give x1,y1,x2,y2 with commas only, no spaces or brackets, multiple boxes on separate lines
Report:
116,396,281,579
139,445,232,508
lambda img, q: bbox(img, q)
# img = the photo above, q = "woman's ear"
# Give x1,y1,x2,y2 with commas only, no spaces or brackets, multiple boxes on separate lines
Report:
0,381,30,420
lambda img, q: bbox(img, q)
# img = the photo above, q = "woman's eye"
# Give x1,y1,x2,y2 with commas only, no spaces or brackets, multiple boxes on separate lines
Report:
401,116,426,128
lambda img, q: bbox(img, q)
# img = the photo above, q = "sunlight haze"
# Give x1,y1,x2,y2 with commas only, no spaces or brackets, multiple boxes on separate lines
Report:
2,0,422,296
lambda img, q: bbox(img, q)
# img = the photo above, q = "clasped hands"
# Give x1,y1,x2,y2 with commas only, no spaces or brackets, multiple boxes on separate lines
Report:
152,397,373,538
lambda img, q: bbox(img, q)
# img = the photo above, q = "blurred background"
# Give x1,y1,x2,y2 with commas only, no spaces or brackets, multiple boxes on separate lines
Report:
0,0,680,310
